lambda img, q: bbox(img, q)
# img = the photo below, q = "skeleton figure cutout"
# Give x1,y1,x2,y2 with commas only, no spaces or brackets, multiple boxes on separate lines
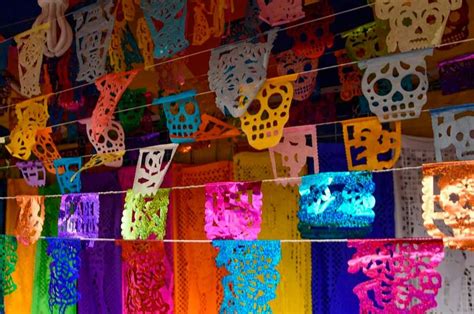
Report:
73,2,115,82
140,0,189,58
422,161,474,250
342,116,402,171
256,0,305,26
17,160,46,187
81,118,125,167
374,0,463,52
342,21,388,61
288,18,334,59
360,49,433,122
440,0,469,49
268,125,319,186
240,74,297,150
276,50,318,101
132,144,178,196
152,90,202,143
208,30,277,118
431,104,474,162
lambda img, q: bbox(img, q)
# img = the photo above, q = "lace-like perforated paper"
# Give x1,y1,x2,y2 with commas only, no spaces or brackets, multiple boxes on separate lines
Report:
17,160,46,187
117,88,146,133
15,195,45,245
359,49,432,122
140,0,188,58
14,23,49,97
348,239,445,313
439,53,474,95
240,74,297,150
121,189,170,240
73,1,115,82
208,30,277,117
431,104,474,162
374,0,462,52
298,171,376,239
342,116,401,171
32,127,61,174
109,18,127,73
53,157,82,194
193,114,241,142
213,240,281,313
393,135,474,313
91,70,138,140
172,161,233,313
422,161,474,250
120,241,173,313
0,235,18,300
82,118,125,167
72,152,125,181
47,238,81,314
268,125,318,186
276,50,318,101
58,193,100,243
123,24,143,70
133,144,177,196
440,0,469,49
153,90,201,143
335,49,362,102
342,21,388,61
288,15,334,59
204,182,262,240
7,96,49,160
136,17,154,69
256,0,305,26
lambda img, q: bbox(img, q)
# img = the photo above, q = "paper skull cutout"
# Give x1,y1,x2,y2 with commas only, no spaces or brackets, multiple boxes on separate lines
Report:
422,161,474,250
342,21,388,61
288,18,334,59
17,160,46,187
276,50,318,101
430,104,474,162
359,49,433,122
335,49,362,102
256,0,305,26
208,30,277,117
240,74,297,150
374,0,463,52
32,127,62,174
268,125,319,186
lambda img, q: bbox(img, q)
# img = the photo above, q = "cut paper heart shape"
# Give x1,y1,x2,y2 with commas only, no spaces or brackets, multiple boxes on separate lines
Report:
73,1,115,82
342,116,401,171
58,193,100,243
17,160,46,187
204,181,263,240
342,21,388,61
438,53,474,95
15,195,45,246
208,29,277,117
140,0,189,58
153,90,201,143
288,16,334,59
298,171,376,239
193,114,241,142
430,104,474,162
121,189,170,240
46,238,81,314
0,235,18,298
32,127,62,173
213,240,281,313
54,157,82,194
120,241,173,313
14,23,49,97
348,239,445,313
81,118,125,167
71,152,125,182
136,17,155,69
256,0,305,26
359,49,433,122
422,161,474,250
335,49,362,102
276,50,319,101
240,74,297,150
91,70,138,140
132,144,178,196
268,125,319,186
373,0,462,52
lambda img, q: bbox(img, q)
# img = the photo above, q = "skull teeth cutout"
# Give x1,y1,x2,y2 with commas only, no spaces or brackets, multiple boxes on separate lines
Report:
240,75,297,150
422,161,474,250
374,0,463,52
360,49,433,122
430,104,474,162
342,21,389,61
17,160,46,187
276,50,318,101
